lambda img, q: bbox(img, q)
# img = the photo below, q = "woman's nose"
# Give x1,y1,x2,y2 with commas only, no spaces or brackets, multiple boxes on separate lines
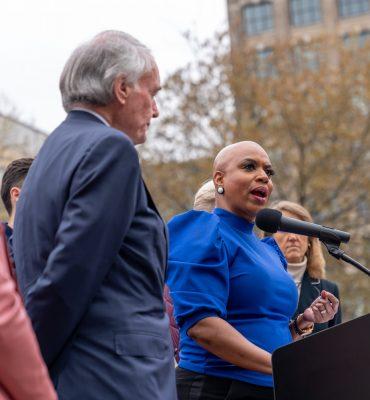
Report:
256,169,269,182
287,233,299,241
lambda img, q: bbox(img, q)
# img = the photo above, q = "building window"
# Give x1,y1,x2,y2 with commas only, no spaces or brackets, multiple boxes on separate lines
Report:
343,32,357,47
293,46,320,71
256,48,275,78
289,0,322,27
338,0,370,18
359,30,370,46
242,2,274,36
343,30,370,47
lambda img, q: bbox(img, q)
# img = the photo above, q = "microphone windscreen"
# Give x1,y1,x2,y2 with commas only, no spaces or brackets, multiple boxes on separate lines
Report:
255,208,282,233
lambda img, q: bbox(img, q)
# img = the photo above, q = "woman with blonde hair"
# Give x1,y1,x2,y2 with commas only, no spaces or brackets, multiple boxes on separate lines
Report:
268,200,341,333
193,180,215,212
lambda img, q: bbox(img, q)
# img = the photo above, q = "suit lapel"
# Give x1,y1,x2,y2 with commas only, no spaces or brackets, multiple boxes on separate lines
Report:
142,179,169,272
142,179,160,215
297,271,322,316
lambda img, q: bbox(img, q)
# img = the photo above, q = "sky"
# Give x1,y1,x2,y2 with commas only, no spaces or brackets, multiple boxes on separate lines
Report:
0,0,227,132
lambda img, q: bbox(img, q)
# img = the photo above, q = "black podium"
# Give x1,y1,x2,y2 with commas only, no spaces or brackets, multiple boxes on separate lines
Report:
272,314,370,400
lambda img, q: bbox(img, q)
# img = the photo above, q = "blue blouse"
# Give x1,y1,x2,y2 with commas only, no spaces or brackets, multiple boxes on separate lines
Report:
167,208,298,387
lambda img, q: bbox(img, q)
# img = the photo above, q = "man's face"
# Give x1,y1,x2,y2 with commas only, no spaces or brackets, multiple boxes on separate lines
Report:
118,66,161,144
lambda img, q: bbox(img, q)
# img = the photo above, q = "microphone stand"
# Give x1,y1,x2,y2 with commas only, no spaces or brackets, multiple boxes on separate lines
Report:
321,237,370,277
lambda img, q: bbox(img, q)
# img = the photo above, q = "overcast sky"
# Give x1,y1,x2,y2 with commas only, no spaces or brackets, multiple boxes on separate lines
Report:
0,0,227,132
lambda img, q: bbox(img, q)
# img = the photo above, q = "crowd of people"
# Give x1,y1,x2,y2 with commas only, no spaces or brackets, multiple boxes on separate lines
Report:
0,30,341,400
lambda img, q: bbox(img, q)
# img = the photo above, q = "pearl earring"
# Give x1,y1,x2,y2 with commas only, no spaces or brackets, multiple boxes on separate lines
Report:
217,187,224,194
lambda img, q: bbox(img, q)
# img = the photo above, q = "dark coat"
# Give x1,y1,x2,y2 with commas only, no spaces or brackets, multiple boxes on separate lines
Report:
13,111,176,400
294,270,342,334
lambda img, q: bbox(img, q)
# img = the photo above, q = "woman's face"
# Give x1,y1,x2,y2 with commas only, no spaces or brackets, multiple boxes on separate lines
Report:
214,142,274,221
273,211,309,263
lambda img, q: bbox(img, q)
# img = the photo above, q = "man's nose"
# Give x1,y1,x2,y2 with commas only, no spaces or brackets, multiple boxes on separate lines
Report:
152,99,159,118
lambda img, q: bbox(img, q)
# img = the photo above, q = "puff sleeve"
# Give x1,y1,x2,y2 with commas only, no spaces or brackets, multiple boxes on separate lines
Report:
167,211,229,334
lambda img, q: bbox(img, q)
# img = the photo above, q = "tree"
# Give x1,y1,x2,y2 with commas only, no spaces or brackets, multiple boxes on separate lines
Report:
0,96,46,219
141,31,370,320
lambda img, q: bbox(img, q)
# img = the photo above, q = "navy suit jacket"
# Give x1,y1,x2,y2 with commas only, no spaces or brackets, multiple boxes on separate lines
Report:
13,111,176,400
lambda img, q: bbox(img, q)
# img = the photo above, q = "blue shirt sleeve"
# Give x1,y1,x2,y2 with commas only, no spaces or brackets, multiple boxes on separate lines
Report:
167,211,229,335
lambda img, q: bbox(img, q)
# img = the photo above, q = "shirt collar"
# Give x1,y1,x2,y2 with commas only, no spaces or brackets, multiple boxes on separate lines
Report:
213,208,254,233
71,108,110,126
4,222,13,240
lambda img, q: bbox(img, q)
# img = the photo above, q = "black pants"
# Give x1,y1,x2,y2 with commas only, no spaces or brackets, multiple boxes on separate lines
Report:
176,367,274,400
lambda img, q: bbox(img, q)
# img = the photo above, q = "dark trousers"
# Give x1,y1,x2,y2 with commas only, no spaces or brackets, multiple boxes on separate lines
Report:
176,367,274,400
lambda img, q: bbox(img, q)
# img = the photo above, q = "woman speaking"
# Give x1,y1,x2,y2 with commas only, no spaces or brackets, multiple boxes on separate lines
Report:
166,141,339,400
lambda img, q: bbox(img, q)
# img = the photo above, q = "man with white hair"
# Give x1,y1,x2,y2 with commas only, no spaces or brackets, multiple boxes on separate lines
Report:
13,31,176,399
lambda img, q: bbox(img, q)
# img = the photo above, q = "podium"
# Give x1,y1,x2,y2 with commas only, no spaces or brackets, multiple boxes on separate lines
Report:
272,314,370,400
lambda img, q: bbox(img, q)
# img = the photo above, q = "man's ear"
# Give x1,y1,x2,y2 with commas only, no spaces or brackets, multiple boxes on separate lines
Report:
213,171,224,187
113,76,131,105
10,186,21,203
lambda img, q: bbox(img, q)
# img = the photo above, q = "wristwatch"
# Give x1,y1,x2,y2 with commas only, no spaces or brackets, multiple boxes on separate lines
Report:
292,314,314,336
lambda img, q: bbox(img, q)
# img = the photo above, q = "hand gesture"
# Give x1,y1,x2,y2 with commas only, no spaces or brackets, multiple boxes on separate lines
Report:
303,290,339,324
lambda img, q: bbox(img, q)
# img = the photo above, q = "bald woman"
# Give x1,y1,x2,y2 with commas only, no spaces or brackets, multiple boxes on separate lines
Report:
166,141,339,400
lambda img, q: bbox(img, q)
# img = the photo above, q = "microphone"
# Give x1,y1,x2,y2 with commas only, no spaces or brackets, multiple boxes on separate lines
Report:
255,208,350,244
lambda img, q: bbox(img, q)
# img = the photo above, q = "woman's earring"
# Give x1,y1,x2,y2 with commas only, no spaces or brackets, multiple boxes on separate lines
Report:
217,187,224,194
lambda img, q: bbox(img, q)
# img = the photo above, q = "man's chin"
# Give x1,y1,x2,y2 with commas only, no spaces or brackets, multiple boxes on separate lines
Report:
136,132,147,145
129,129,147,145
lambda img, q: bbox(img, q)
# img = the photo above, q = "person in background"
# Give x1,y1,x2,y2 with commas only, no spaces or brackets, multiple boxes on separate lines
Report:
164,284,180,363
0,158,33,243
14,30,176,399
0,224,56,400
193,180,214,212
167,141,339,400
268,200,342,333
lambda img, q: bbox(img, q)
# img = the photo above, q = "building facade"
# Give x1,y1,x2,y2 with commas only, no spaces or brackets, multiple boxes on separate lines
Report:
0,113,47,218
227,0,370,54
0,112,46,169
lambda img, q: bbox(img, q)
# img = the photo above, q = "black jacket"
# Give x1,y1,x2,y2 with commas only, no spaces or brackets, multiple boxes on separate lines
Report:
294,270,342,334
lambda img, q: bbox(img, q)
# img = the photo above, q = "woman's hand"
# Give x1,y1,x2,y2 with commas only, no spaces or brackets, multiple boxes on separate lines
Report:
303,290,340,324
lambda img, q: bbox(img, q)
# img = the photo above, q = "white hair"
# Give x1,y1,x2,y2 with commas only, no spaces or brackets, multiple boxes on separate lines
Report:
59,30,156,111
193,180,215,212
